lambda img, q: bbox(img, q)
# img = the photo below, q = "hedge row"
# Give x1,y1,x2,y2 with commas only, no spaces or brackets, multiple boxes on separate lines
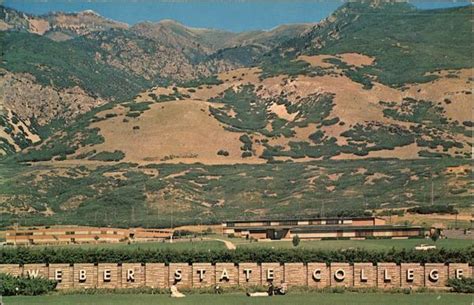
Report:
0,273,57,296
0,247,472,264
447,278,474,293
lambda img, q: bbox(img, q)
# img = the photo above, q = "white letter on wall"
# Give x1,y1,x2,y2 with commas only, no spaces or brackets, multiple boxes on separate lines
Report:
127,269,135,282
174,269,182,281
455,269,463,279
79,269,87,282
384,269,391,282
26,270,39,278
334,269,345,282
406,269,414,282
220,269,229,281
313,269,321,281
54,270,62,282
360,269,368,282
197,269,205,281
266,269,274,281
103,270,111,282
428,269,439,282
243,269,252,281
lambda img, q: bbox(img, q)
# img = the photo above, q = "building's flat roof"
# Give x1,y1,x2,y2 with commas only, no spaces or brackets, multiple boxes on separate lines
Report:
224,216,381,224
230,225,422,231
291,225,423,233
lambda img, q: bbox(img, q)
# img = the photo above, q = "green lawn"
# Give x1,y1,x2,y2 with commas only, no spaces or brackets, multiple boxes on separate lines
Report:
236,238,470,251
10,237,470,252
29,240,226,251
3,293,472,305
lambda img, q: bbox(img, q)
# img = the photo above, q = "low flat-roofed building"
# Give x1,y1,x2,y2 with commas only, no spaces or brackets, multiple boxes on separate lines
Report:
290,225,423,239
5,226,173,245
222,217,423,240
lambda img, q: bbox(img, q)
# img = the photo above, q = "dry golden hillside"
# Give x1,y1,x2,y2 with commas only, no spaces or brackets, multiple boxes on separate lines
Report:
62,53,472,164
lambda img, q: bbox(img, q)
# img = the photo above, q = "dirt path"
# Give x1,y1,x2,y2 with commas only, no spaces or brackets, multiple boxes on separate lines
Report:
206,238,236,250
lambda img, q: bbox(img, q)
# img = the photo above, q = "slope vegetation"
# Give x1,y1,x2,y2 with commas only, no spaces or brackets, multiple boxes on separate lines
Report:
0,2,472,227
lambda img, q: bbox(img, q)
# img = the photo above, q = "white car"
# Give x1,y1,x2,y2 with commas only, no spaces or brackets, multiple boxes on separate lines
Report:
415,244,436,251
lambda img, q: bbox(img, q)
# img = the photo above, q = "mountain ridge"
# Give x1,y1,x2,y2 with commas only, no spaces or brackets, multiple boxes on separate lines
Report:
0,2,472,227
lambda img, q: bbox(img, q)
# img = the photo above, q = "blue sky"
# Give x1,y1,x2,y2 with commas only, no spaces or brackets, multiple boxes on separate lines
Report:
3,0,471,32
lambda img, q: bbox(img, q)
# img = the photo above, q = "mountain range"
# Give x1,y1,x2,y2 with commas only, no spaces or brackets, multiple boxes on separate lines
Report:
0,1,472,227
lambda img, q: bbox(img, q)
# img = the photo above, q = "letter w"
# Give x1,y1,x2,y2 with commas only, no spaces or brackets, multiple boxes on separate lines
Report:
26,269,39,278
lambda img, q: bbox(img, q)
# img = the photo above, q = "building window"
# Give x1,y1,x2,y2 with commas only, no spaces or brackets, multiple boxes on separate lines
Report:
65,231,75,235
227,222,235,227
15,232,34,236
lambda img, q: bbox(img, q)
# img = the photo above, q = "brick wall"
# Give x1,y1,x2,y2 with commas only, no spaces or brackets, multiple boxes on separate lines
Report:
169,263,192,288
424,263,448,288
377,263,401,289
354,263,376,288
73,264,97,289
215,263,238,287
192,263,215,288
400,263,424,289
307,263,329,288
284,263,306,286
261,263,283,285
0,262,470,290
0,264,22,277
330,263,352,287
448,263,471,280
145,263,167,288
121,263,145,288
50,264,73,289
238,263,261,287
97,263,120,289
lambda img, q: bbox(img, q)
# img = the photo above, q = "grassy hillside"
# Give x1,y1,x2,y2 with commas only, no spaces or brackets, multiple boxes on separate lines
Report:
0,157,471,228
262,3,473,86
10,62,472,164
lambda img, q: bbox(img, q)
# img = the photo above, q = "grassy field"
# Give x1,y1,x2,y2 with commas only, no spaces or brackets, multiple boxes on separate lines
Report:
24,240,226,251
3,293,472,305
235,238,471,251
11,237,470,252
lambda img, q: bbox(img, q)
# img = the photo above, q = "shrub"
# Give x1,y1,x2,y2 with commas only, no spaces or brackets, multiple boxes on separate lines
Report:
105,113,118,119
217,150,229,157
89,150,125,162
407,205,458,215
241,151,252,158
239,134,253,152
0,273,57,296
292,235,300,247
126,102,151,113
447,277,474,293
125,112,141,118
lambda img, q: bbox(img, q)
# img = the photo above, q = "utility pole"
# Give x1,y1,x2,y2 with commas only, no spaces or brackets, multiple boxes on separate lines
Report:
170,211,174,243
430,168,434,206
